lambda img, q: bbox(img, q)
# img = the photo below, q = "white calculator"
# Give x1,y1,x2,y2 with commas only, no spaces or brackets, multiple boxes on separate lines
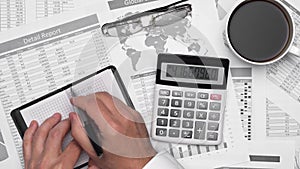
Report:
151,54,230,145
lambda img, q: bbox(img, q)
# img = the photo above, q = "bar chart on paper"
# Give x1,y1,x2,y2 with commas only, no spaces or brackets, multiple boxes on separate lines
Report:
231,68,253,141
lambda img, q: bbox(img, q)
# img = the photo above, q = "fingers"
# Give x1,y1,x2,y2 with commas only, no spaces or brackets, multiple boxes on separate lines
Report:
71,93,111,114
69,112,98,158
71,94,114,130
94,92,145,127
61,140,82,168
31,113,61,160
71,92,120,122
44,119,71,156
95,92,143,123
70,95,93,112
23,120,38,169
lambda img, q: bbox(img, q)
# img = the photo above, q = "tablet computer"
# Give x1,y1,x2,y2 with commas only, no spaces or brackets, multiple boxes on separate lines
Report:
11,65,134,168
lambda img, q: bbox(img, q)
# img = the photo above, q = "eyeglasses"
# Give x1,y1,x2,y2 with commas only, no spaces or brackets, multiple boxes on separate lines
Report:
101,0,192,37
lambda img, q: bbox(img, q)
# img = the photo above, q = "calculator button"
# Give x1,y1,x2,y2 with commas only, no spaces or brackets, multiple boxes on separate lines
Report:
169,129,180,138
209,102,221,111
207,132,218,141
185,91,196,98
157,108,169,116
198,92,209,99
157,118,168,126
184,100,195,108
171,99,182,107
172,91,183,97
196,111,207,120
208,122,219,131
158,98,170,107
210,94,222,100
170,109,181,117
169,119,181,128
182,120,194,129
209,112,220,121
156,128,167,136
159,89,170,96
183,110,194,119
181,130,193,139
194,121,206,140
197,101,208,110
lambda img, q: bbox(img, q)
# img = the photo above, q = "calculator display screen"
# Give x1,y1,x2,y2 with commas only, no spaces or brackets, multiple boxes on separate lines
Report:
166,65,219,81
161,63,224,85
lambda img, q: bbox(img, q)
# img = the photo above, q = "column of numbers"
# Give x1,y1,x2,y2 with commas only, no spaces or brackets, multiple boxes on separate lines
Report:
0,0,26,31
267,55,300,102
266,99,300,137
131,71,156,123
36,0,74,19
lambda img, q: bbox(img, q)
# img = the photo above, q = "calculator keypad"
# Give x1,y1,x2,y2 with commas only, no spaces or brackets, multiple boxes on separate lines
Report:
154,88,224,145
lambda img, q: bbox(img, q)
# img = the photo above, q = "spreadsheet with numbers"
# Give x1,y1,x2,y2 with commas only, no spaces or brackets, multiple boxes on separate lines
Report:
0,0,83,165
0,12,110,168
0,0,78,31
0,0,26,31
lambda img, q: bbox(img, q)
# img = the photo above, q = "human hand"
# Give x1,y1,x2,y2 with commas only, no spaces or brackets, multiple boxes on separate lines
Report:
23,113,82,169
69,92,157,169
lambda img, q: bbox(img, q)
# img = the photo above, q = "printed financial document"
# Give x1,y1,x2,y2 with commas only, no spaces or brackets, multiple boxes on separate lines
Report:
0,3,113,168
265,0,300,123
263,5,300,168
209,8,299,167
0,0,213,168
107,1,248,168
0,0,81,165
129,70,248,169
0,0,78,31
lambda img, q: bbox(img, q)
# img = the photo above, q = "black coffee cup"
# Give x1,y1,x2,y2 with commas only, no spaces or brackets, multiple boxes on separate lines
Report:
225,0,299,65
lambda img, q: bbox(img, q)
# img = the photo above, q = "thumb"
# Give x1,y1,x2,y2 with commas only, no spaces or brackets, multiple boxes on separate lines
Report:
69,112,98,158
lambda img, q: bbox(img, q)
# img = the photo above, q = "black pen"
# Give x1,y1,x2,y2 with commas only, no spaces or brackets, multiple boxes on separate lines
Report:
70,88,103,156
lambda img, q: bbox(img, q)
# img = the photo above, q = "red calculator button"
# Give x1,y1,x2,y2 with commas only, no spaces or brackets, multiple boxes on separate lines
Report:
210,94,222,100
